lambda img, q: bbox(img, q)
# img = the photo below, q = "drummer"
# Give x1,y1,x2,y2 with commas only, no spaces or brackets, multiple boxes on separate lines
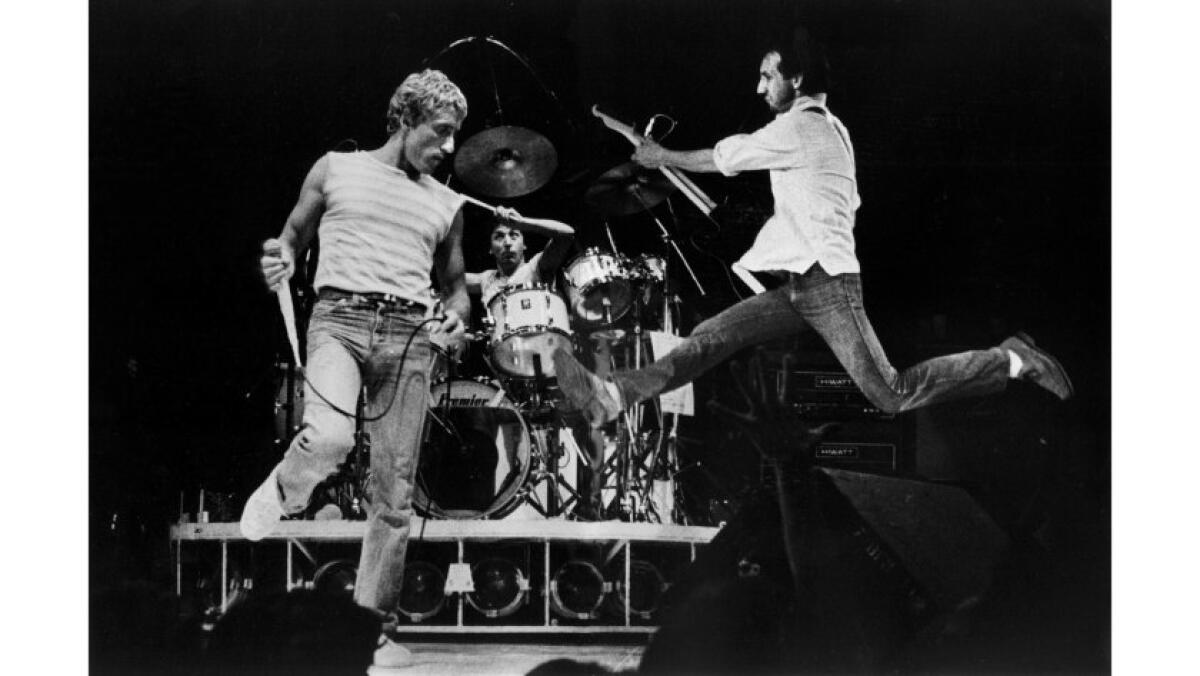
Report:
466,207,575,306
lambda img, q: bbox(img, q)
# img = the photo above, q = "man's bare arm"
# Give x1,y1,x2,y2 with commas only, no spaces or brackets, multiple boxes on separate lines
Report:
434,209,470,330
536,231,576,282
262,155,328,290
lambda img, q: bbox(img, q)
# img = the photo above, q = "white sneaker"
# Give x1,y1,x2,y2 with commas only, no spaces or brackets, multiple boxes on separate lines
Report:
372,635,413,669
239,466,285,541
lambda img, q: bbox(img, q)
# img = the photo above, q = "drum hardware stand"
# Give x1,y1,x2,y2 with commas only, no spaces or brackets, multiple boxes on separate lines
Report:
528,354,551,414
585,273,683,523
306,385,372,520
519,423,585,518
596,417,661,522
636,410,683,523
634,268,685,522
621,287,668,521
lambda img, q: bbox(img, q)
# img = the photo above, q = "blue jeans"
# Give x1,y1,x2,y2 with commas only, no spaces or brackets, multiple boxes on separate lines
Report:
614,265,1009,413
274,296,432,613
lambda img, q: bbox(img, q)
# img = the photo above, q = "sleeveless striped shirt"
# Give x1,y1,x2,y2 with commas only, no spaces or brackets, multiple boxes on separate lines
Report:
313,151,464,305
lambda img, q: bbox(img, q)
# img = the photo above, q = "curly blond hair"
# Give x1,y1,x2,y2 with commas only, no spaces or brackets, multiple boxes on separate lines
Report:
385,69,468,133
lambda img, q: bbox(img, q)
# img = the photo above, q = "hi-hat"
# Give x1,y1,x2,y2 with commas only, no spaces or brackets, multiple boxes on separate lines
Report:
584,162,676,215
454,126,558,198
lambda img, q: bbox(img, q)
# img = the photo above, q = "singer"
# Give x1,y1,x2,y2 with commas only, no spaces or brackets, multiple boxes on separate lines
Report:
552,25,1075,428
239,69,471,669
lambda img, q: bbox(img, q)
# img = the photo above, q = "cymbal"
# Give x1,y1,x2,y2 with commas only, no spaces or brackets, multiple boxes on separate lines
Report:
454,125,558,198
584,162,676,215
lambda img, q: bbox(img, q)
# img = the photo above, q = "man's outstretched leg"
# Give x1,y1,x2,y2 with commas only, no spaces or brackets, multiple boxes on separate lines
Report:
554,285,807,428
241,334,360,540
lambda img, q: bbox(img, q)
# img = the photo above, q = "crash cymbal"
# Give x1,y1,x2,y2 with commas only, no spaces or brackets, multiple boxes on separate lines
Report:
584,162,676,216
454,125,558,198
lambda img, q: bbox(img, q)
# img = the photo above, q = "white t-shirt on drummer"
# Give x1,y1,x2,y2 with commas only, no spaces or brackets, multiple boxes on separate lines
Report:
478,251,546,308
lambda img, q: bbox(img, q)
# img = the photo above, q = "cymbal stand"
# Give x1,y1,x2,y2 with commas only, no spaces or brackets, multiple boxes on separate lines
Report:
635,261,684,521
610,291,666,522
632,187,706,296
583,327,635,520
588,268,679,522
660,259,678,335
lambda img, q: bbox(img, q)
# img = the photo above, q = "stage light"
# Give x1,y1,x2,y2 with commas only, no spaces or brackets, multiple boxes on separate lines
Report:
550,560,609,620
396,561,447,622
312,559,357,599
465,557,529,618
607,559,667,620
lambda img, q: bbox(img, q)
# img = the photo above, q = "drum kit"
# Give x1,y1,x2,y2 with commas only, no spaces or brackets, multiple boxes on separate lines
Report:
384,136,698,524
421,242,685,524
277,36,725,526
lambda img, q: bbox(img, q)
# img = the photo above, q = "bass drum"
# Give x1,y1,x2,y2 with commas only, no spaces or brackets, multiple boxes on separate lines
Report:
415,378,533,519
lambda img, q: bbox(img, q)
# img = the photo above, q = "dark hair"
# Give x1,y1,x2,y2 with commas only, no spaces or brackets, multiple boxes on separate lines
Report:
760,25,830,96
490,219,523,235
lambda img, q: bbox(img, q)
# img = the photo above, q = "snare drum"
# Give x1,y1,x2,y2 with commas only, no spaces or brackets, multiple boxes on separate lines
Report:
416,378,532,519
563,248,633,325
487,285,573,378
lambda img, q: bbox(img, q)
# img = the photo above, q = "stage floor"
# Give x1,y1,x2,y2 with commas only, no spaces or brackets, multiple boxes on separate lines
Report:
366,638,644,675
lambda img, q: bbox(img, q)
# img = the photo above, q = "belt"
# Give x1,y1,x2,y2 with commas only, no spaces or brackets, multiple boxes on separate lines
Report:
318,288,429,314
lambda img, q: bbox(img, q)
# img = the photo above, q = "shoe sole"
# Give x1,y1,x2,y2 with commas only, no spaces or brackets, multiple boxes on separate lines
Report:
1014,331,1075,399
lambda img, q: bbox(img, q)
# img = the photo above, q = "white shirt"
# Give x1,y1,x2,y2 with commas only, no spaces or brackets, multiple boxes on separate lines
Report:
712,94,862,277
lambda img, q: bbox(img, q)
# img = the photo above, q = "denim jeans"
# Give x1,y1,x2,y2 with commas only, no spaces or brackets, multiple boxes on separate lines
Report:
274,296,432,613
614,264,1009,413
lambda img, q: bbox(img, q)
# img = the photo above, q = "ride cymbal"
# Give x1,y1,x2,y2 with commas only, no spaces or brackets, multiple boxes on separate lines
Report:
584,162,676,216
454,125,558,198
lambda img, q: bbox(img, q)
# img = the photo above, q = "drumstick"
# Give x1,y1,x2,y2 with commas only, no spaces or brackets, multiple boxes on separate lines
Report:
604,220,619,255
459,193,573,233
459,192,499,213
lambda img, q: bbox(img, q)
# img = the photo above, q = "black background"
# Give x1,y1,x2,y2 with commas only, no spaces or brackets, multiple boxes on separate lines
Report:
89,0,1109,651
